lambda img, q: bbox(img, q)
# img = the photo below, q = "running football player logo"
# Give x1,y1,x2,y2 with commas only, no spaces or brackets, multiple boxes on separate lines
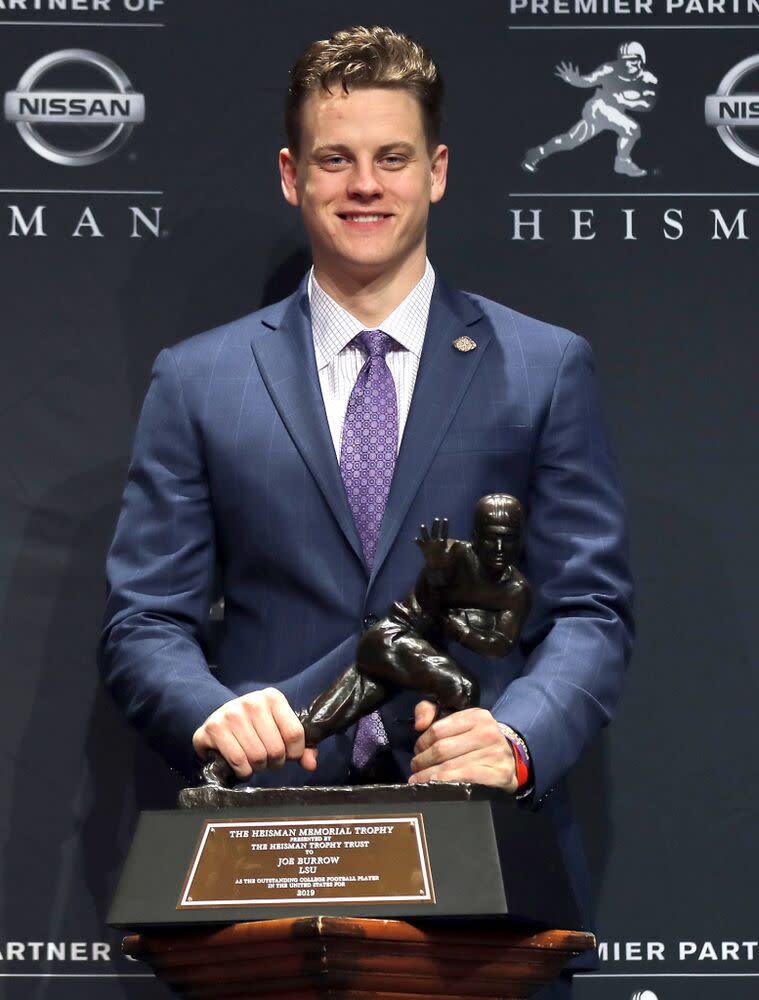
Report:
522,42,658,178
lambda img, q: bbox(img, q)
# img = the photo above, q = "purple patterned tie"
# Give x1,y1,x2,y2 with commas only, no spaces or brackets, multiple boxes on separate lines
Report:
340,329,397,769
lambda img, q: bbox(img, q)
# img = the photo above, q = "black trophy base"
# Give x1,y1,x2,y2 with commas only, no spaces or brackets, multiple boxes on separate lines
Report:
108,782,581,933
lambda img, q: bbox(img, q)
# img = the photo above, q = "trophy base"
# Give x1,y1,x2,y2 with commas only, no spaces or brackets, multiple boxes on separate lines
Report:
109,782,582,933
178,779,500,810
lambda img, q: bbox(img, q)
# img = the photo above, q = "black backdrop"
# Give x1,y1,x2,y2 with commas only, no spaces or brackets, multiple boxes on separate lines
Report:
1,2,757,998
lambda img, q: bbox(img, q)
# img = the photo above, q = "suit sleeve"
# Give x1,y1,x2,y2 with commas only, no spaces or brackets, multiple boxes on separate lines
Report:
98,348,236,777
493,334,634,803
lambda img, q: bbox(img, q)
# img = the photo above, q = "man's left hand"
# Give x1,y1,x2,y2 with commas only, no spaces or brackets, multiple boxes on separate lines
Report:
408,701,518,792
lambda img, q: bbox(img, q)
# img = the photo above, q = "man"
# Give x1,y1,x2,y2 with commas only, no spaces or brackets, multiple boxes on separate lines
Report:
100,27,633,994
522,41,658,177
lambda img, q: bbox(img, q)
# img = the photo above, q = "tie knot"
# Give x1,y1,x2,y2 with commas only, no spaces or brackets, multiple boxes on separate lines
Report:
356,329,394,359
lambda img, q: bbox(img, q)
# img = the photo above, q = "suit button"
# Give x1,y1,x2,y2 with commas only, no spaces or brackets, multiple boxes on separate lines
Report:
363,614,378,630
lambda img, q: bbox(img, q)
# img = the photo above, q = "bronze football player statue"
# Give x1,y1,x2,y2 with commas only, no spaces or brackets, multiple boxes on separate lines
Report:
298,494,531,748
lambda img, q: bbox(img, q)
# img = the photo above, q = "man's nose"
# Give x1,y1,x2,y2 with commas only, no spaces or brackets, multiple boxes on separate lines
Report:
347,161,383,198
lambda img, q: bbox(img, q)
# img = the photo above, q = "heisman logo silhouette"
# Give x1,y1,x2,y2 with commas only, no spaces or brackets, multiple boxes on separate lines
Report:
522,42,658,178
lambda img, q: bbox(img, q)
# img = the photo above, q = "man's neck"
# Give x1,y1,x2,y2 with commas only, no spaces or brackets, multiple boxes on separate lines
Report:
312,253,427,328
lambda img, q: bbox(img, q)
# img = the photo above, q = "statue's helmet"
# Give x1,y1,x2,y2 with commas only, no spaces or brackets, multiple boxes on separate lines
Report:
471,494,524,568
618,41,646,64
473,494,523,531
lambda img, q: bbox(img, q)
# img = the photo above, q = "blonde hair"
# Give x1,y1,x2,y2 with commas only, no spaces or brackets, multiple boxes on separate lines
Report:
285,25,443,154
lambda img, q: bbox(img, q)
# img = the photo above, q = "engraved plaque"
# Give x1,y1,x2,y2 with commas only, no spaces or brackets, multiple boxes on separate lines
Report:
177,814,435,908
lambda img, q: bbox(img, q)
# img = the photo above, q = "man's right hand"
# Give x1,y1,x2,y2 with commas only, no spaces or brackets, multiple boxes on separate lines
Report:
192,688,318,779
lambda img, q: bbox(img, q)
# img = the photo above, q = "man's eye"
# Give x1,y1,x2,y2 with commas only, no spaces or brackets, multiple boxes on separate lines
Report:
381,155,406,167
322,156,348,168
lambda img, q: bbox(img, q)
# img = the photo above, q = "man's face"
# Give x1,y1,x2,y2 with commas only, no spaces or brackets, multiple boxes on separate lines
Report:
622,56,642,76
473,522,520,574
279,87,447,283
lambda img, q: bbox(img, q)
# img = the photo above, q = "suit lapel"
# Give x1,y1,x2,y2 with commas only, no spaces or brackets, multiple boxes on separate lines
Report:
250,280,366,571
369,279,490,587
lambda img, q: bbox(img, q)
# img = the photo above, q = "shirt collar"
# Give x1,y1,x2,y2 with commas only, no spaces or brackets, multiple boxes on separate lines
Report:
308,259,435,370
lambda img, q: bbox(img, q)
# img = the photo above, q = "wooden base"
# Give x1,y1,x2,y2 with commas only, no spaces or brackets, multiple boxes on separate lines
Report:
123,916,595,999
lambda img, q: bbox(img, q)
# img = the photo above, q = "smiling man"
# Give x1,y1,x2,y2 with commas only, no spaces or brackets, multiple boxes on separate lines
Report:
279,82,446,310
101,29,632,995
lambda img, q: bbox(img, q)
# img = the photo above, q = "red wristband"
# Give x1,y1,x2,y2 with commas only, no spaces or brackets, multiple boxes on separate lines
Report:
497,723,531,789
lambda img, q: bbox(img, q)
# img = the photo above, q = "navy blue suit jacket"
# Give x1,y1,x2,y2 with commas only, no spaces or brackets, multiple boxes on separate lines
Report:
100,275,633,928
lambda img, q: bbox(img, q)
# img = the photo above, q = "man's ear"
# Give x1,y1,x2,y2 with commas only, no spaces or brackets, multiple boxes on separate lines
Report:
430,144,449,205
279,148,300,206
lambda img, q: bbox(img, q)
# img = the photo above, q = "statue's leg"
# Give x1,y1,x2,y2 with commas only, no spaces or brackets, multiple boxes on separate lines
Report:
358,623,480,713
298,664,388,747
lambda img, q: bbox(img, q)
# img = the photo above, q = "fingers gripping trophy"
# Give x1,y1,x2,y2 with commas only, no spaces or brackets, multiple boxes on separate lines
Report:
297,494,532,751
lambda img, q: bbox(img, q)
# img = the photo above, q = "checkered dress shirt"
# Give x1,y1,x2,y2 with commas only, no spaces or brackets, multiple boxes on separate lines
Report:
308,259,435,457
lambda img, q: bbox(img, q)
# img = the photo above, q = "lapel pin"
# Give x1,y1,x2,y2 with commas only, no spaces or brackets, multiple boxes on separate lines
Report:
453,335,477,353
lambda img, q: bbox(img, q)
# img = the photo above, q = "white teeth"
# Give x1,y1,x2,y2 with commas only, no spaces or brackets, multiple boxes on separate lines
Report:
344,215,385,222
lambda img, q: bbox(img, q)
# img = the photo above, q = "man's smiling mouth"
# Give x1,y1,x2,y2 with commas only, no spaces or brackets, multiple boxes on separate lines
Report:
338,213,392,223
